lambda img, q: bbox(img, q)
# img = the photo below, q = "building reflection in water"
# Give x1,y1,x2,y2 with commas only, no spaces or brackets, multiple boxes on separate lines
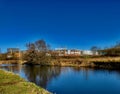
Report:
72,67,120,80
0,64,21,74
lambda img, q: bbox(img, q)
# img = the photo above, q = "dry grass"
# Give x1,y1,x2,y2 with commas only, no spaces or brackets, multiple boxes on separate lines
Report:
0,70,51,94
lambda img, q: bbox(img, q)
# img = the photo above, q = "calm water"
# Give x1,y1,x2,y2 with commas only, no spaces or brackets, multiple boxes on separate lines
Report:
0,64,120,94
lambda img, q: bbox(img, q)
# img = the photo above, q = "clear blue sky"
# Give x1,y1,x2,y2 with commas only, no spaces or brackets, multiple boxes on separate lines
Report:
0,0,120,52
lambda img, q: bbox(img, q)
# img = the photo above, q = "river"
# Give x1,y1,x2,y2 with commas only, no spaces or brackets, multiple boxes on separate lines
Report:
0,64,120,94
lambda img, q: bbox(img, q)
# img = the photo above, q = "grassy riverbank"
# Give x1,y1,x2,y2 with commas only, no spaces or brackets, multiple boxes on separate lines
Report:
44,56,120,69
1,56,120,69
0,70,51,94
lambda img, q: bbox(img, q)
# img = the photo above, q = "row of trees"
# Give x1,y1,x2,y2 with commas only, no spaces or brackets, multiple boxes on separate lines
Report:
102,42,120,56
91,41,120,56
1,39,120,62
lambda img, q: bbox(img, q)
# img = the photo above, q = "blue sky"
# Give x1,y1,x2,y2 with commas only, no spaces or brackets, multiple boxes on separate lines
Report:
0,0,120,52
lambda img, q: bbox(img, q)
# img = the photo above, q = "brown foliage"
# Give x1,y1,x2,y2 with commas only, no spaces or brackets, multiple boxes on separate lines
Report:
23,39,51,64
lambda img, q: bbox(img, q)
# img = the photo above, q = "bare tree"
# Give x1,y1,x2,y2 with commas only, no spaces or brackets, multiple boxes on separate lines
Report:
35,40,47,52
91,46,101,55
24,39,51,65
24,43,37,63
115,41,120,48
101,41,120,56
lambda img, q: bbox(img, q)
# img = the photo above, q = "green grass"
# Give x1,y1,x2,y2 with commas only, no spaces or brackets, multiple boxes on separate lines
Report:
0,70,51,94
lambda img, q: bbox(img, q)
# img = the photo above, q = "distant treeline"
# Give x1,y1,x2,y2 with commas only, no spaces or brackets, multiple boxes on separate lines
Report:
99,42,120,56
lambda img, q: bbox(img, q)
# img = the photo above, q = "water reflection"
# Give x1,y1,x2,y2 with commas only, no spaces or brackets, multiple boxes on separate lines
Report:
72,67,90,80
76,67,120,79
1,64,120,94
0,64,21,74
22,66,61,88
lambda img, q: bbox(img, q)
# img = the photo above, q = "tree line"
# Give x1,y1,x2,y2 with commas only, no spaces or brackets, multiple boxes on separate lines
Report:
91,41,120,56
0,39,120,63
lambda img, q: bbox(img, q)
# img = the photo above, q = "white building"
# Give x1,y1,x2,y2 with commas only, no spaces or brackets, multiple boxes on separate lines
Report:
54,48,81,56
54,48,67,56
82,50,93,55
69,49,81,56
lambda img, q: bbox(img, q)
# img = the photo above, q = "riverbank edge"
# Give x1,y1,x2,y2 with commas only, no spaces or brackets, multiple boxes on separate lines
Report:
0,57,120,69
0,69,51,94
23,57,120,69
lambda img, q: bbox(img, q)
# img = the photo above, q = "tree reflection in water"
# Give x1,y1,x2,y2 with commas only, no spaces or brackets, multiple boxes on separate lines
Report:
22,65,61,88
1,64,120,94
